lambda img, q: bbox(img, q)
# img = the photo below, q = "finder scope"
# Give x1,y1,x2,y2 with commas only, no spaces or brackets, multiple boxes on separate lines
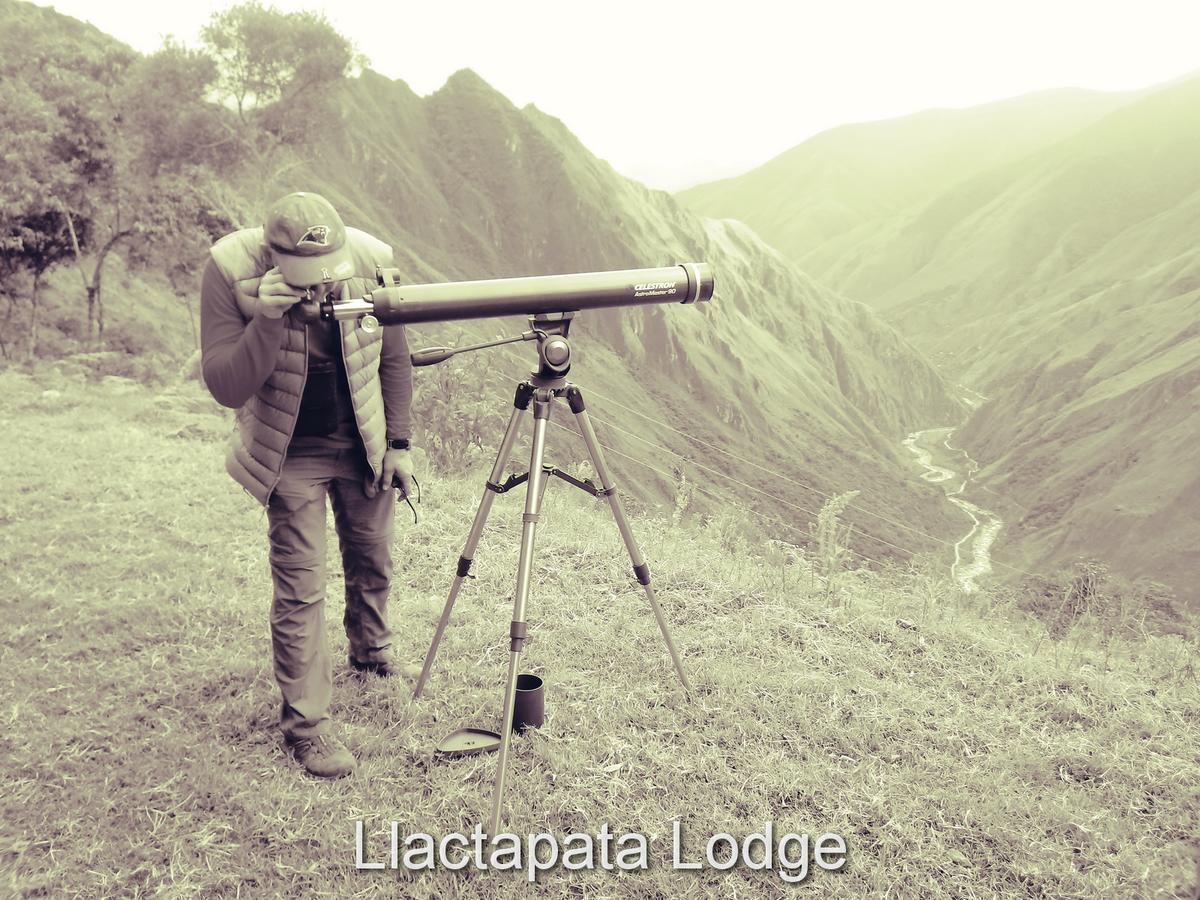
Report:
297,263,714,328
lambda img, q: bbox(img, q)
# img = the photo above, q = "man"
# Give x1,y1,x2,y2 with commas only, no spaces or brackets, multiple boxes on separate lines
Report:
200,191,415,778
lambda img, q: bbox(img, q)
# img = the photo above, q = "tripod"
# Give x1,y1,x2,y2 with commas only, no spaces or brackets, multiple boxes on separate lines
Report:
411,312,692,835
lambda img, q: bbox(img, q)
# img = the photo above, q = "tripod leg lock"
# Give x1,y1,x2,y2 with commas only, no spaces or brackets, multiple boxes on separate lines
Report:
514,382,535,410
633,563,651,585
488,472,530,494
509,620,529,651
457,556,474,577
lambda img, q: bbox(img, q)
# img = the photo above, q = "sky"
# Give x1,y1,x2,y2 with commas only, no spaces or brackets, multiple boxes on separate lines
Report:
35,0,1200,190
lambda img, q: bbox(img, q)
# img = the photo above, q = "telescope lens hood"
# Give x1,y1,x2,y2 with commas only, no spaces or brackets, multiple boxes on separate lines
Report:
681,262,714,304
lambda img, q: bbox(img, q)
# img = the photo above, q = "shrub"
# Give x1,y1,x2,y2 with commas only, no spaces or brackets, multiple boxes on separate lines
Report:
1014,559,1200,646
410,348,508,474
809,490,860,603
59,349,176,386
670,465,695,524
1018,559,1112,640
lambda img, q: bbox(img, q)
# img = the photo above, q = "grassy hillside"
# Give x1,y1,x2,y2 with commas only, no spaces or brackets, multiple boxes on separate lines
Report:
5,0,993,600
1,370,1197,897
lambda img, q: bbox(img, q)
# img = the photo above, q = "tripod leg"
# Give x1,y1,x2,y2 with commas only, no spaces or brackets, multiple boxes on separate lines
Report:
488,394,552,835
413,384,532,700
566,386,692,693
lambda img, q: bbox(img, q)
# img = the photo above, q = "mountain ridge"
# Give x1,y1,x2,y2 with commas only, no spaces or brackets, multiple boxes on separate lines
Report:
299,70,968,556
678,86,1139,273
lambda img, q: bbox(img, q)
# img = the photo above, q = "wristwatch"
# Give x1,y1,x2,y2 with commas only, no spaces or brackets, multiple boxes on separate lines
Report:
387,438,410,450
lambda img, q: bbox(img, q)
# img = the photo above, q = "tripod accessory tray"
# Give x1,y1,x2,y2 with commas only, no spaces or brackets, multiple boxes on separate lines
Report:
435,727,502,758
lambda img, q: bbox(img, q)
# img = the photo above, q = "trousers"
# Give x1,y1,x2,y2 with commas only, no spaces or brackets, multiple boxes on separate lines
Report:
265,445,395,738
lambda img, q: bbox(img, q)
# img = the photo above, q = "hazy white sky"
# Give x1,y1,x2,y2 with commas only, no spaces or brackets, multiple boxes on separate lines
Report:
37,0,1200,190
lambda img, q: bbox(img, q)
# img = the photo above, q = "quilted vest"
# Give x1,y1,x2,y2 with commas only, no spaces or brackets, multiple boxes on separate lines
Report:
208,225,394,505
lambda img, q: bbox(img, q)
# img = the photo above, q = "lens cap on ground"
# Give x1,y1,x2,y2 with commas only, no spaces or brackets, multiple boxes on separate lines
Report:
435,727,501,758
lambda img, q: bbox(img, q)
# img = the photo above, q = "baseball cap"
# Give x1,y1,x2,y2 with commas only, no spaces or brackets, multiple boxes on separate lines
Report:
264,192,356,287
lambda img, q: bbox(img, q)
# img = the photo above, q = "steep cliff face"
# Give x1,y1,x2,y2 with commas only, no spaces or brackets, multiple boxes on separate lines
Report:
958,300,1200,603
268,68,964,559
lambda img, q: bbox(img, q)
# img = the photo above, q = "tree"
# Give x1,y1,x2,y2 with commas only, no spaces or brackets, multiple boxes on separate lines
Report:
8,31,230,344
0,0,363,357
50,65,136,343
0,8,139,344
124,169,233,347
71,42,244,343
0,80,70,216
0,79,80,358
0,211,86,359
202,1,361,166
118,39,235,178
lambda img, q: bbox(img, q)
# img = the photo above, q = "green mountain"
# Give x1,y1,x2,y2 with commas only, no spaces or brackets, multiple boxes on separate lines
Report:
1,0,968,564
680,79,1200,603
269,68,966,558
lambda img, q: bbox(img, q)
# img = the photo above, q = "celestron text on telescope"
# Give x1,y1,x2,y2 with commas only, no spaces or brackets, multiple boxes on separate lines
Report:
632,281,677,298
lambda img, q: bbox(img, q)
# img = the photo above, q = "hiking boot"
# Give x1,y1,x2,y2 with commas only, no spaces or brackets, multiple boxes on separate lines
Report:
285,733,356,779
349,649,421,679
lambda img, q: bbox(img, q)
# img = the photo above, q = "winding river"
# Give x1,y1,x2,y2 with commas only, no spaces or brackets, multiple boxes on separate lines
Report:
902,427,1003,593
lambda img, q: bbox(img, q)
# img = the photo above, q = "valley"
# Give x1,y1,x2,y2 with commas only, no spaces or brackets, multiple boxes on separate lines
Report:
680,76,1200,604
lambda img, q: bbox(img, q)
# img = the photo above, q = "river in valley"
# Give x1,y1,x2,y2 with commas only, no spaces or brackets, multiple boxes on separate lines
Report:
902,427,1003,593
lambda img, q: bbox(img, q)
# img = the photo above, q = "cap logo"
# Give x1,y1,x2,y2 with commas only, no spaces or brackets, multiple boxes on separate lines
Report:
298,225,330,248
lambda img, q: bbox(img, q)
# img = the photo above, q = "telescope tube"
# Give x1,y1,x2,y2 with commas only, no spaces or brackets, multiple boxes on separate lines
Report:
310,263,713,326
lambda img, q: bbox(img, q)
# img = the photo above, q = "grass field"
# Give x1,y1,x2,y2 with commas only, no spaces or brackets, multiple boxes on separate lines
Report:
1,367,1197,898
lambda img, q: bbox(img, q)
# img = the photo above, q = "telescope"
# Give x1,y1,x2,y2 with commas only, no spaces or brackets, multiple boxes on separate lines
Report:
295,262,714,332
324,259,715,836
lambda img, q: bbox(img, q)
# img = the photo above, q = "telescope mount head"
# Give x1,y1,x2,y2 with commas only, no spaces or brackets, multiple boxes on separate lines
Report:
530,311,574,383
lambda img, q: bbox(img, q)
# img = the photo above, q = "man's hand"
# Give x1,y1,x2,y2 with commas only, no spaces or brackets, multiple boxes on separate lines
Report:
381,448,414,496
257,267,307,319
